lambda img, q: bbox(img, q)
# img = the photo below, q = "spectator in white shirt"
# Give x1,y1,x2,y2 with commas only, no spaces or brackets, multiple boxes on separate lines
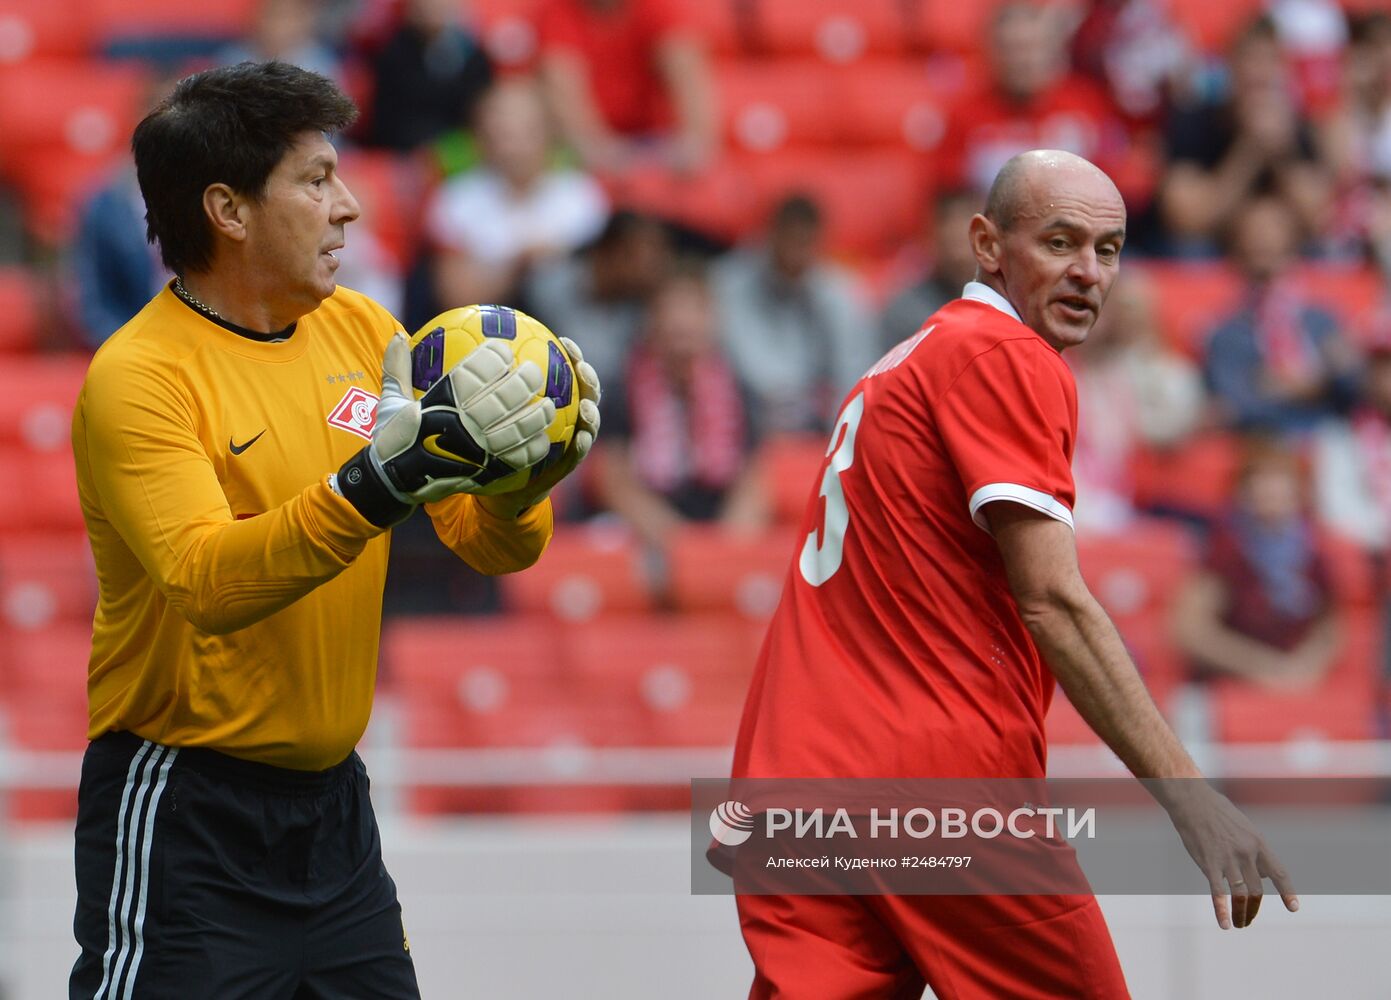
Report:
426,78,609,310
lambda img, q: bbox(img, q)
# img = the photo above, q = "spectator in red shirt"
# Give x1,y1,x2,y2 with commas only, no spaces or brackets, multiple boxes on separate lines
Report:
1173,436,1343,690
936,1,1132,200
537,0,717,175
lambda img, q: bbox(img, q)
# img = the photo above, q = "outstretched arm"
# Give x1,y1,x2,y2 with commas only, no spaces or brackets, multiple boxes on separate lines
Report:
984,501,1300,928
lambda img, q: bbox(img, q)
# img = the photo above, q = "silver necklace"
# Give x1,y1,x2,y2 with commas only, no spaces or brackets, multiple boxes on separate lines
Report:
174,276,222,320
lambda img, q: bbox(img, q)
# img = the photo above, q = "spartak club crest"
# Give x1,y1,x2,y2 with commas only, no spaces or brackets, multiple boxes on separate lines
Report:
326,386,379,441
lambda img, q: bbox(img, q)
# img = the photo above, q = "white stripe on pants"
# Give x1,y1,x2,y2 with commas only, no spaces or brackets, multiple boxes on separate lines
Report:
93,740,178,1000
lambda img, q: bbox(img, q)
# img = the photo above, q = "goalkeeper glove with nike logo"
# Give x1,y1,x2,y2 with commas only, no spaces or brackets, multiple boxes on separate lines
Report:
335,332,554,526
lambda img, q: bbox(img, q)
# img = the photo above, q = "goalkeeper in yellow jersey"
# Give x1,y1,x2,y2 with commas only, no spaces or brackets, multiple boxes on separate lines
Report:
68,61,600,1000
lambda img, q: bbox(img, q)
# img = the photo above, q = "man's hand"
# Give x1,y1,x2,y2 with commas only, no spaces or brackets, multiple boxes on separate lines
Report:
478,336,601,520
336,333,555,526
1162,782,1299,929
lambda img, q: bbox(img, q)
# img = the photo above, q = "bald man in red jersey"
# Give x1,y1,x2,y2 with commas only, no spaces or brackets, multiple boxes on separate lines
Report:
730,151,1299,1000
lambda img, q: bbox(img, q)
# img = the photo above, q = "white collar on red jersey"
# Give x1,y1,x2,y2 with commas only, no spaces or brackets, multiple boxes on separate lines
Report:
961,281,1023,323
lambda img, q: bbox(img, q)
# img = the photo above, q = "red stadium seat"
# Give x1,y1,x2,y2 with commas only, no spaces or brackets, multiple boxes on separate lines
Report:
1320,608,1382,695
0,0,90,63
604,159,760,242
0,267,39,353
382,614,564,699
389,614,643,814
716,60,840,152
0,59,151,239
667,525,796,620
1295,264,1384,345
385,614,688,810
1321,534,1379,608
912,0,1008,55
756,433,826,525
738,149,926,255
1212,684,1378,745
672,0,748,56
4,147,124,242
1141,261,1242,359
336,149,427,272
0,622,91,713
718,57,951,153
2,621,92,821
0,702,85,821
1077,520,1198,620
0,59,148,155
832,59,949,152
750,0,918,62
1211,609,1381,744
564,614,755,746
1078,520,1199,694
474,0,544,69
0,531,95,631
1166,0,1264,54
0,355,87,449
0,447,83,532
497,524,653,619
1131,431,1242,523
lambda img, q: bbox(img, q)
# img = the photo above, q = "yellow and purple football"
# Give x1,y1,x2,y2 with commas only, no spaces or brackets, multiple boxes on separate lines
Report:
407,304,578,495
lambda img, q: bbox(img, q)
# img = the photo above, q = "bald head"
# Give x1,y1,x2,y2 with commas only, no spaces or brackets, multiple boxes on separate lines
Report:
984,150,1122,231
969,150,1127,351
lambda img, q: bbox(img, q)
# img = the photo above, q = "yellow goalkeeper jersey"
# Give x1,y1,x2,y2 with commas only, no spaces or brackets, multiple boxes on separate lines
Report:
72,283,553,770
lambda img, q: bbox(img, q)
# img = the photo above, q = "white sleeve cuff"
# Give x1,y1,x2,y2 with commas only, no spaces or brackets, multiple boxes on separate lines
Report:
968,483,1074,532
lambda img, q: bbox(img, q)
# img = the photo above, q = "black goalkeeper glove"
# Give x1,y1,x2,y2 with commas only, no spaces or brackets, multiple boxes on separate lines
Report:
335,332,555,527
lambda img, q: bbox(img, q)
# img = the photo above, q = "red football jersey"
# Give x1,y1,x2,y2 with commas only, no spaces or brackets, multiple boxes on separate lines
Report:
935,75,1130,198
732,283,1078,780
538,0,690,136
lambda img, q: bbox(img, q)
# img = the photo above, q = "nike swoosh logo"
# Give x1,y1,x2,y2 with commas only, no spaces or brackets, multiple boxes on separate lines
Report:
421,433,479,467
229,430,267,456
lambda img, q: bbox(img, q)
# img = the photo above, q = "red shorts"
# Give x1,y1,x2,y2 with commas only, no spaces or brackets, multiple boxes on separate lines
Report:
737,892,1130,1000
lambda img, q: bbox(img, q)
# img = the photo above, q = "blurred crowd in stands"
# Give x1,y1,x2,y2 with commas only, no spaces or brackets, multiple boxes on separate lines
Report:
2,0,1391,741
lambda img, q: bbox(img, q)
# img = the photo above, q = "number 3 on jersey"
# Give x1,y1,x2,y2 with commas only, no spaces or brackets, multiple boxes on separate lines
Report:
799,392,865,586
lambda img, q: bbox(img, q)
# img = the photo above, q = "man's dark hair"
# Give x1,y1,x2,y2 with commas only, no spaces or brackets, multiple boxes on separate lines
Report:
771,194,822,231
933,187,978,218
589,209,667,254
1350,11,1391,47
132,61,358,275
1230,13,1279,54
651,255,711,299
1219,192,1302,256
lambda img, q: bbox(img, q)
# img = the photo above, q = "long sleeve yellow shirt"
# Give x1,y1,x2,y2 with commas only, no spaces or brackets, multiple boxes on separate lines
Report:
71,284,552,769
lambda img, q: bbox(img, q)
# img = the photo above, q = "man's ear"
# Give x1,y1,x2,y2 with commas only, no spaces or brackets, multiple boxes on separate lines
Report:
968,213,1002,276
202,183,248,243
